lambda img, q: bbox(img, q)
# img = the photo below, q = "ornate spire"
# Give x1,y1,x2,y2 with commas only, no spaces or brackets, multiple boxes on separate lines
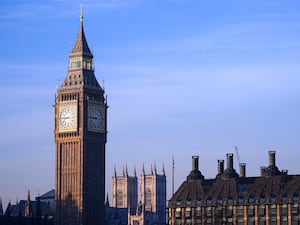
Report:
70,5,93,57
27,190,30,202
134,165,137,177
105,193,110,206
142,163,145,175
25,190,31,217
60,5,104,90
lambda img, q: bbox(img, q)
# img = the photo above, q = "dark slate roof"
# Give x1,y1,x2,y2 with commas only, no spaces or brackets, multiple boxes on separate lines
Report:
38,189,55,200
169,152,300,208
105,207,128,225
5,200,54,217
60,70,102,90
168,174,300,208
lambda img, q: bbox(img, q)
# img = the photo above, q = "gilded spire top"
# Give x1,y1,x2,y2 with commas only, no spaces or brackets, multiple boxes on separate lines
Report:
80,4,83,22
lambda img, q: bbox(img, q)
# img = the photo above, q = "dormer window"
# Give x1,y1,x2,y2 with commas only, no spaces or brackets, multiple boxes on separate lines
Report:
260,194,266,203
176,200,181,206
293,193,299,201
271,194,276,203
186,199,191,206
227,196,233,204
282,193,288,202
196,198,202,205
206,197,212,205
248,194,255,203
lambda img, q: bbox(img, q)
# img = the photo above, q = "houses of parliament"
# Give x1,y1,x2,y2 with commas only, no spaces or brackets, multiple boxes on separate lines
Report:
2,7,300,225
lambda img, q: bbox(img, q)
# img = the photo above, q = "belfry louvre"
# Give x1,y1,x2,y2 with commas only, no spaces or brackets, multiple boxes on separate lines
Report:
168,151,300,225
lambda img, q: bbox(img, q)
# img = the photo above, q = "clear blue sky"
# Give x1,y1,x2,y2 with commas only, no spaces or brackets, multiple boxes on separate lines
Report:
1,0,300,209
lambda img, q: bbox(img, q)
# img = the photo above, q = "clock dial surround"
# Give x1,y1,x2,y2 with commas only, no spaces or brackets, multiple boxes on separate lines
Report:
58,104,78,132
60,107,76,128
88,106,105,132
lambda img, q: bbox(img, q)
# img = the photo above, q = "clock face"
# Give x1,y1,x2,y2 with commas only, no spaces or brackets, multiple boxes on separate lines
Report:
88,107,103,130
60,107,76,128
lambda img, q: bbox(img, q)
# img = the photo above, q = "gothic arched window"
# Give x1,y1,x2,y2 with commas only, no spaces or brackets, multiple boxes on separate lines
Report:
145,188,152,207
117,190,123,207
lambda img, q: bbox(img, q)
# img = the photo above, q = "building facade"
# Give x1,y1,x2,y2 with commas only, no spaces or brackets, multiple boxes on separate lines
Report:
108,165,167,225
128,164,167,225
168,152,300,225
54,10,107,225
112,166,138,209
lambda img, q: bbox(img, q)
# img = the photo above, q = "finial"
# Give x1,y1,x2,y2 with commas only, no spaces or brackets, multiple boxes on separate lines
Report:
142,163,145,175
27,190,30,202
56,79,60,89
125,164,128,176
162,163,165,176
105,193,110,206
80,4,83,22
102,80,105,91
134,165,137,177
113,165,117,177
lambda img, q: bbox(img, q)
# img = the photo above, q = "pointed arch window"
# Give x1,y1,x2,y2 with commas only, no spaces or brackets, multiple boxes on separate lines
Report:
145,188,152,207
117,189,123,207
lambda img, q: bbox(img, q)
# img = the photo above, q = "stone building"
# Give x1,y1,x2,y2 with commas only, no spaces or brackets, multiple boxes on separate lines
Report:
54,7,107,225
128,164,167,225
168,151,300,225
112,166,138,210
108,165,166,225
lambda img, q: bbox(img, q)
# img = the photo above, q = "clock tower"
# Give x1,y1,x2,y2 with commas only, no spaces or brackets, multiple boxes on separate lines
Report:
54,10,107,225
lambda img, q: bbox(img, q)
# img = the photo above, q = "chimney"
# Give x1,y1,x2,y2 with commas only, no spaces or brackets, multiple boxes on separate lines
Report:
282,169,288,176
187,155,204,180
192,156,199,171
218,160,224,174
226,153,234,170
260,166,266,176
239,163,246,177
268,151,276,167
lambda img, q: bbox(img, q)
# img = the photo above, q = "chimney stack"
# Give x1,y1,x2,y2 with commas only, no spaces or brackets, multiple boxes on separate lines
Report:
268,151,276,167
239,163,246,177
282,169,288,176
226,153,234,170
192,156,199,171
218,160,224,174
187,155,204,180
260,166,266,176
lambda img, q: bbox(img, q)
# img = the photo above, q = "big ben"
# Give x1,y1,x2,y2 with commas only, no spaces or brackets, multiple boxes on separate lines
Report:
54,9,107,225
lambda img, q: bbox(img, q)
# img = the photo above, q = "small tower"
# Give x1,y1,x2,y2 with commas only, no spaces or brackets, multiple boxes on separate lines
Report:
25,190,31,217
139,164,166,225
111,166,138,209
